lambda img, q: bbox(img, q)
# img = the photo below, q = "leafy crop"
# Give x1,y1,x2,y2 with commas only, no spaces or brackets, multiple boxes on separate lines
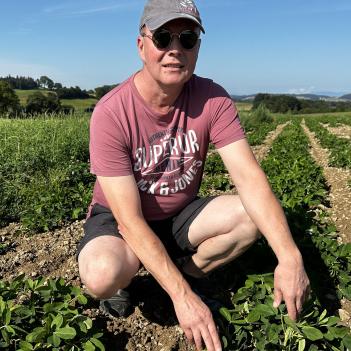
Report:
0,275,104,350
304,118,351,169
219,274,351,350
261,122,328,210
199,152,232,196
215,120,351,350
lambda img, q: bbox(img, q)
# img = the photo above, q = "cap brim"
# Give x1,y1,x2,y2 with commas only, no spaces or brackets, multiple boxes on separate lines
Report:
145,13,205,33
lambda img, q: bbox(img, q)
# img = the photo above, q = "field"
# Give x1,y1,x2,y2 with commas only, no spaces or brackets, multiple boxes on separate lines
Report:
0,110,350,350
14,89,98,112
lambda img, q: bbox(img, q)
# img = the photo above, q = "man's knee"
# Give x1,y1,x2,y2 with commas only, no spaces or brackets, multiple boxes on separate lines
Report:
220,197,260,241
78,240,140,299
79,254,127,299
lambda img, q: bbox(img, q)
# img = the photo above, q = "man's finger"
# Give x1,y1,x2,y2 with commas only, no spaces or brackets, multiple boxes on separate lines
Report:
296,299,303,316
207,321,222,351
183,328,193,344
273,288,283,308
192,329,203,351
285,298,297,321
199,325,215,351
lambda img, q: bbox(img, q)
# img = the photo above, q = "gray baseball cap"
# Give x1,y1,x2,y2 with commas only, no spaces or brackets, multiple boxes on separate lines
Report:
140,0,205,33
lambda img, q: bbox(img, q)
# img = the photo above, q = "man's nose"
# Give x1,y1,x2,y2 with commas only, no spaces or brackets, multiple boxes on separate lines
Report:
168,34,183,51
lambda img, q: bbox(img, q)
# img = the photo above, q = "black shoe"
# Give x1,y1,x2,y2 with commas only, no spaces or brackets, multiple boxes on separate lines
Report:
99,289,132,318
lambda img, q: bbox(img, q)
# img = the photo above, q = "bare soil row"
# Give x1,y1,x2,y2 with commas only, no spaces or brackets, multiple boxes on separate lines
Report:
301,119,351,328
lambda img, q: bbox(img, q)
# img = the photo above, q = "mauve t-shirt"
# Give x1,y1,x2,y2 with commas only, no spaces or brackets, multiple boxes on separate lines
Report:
88,73,245,220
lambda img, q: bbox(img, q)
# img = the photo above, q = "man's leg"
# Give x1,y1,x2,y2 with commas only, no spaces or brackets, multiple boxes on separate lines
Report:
78,235,140,299
183,195,260,278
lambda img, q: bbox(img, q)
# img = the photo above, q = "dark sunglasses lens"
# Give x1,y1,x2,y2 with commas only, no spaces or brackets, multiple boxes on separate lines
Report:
180,31,198,49
153,30,171,49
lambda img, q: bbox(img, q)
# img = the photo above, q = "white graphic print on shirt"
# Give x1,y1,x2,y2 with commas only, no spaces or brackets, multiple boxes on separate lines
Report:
133,128,203,196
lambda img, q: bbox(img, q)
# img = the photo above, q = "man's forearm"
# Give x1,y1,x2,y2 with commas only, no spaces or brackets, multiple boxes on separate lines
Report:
237,175,302,264
117,216,192,302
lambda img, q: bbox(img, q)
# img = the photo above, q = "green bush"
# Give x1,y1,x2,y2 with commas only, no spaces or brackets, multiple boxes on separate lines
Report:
249,103,274,125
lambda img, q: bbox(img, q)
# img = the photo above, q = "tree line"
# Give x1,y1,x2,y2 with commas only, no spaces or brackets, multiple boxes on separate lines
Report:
252,93,351,114
0,75,119,117
0,75,118,101
0,75,61,91
0,81,73,117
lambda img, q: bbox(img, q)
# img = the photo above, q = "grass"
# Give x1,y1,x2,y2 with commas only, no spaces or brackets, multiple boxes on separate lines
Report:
0,113,93,230
235,101,253,112
15,89,51,105
299,110,351,119
60,98,97,111
14,89,98,112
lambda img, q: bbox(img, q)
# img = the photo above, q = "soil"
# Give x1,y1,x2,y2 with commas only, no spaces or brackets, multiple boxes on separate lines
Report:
1,120,348,349
0,221,194,351
0,125,290,351
320,123,351,140
301,120,351,243
251,121,290,163
301,119,351,327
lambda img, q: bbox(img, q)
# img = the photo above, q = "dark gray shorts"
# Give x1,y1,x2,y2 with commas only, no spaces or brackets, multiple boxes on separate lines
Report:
77,196,217,261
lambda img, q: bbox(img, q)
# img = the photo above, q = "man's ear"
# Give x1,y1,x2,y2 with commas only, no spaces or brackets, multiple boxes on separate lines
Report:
137,35,145,61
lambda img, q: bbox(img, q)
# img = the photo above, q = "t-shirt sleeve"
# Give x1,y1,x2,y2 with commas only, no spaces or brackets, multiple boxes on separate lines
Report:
208,82,246,149
89,104,133,176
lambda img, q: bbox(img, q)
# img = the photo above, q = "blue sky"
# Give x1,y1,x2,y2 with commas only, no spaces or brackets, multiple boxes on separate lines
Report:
1,0,350,95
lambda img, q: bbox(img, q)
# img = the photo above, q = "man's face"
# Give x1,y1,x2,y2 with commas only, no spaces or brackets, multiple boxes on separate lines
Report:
137,18,201,88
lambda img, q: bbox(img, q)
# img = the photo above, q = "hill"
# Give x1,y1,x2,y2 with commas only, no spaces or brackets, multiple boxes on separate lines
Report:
232,93,351,102
340,93,351,100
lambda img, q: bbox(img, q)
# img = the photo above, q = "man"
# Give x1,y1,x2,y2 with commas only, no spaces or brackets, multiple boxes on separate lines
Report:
77,1,310,350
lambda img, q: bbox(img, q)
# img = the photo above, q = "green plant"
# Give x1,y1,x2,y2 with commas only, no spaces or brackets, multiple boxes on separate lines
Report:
304,118,351,169
219,274,351,350
0,275,105,350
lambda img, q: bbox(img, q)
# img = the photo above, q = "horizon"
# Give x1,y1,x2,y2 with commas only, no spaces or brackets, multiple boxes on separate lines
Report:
1,0,350,95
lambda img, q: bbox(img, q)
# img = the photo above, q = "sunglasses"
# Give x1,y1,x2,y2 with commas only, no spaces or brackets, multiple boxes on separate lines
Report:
141,29,199,50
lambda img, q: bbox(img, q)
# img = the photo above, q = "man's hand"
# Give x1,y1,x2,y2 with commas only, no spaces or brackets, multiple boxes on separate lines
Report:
273,260,310,321
173,291,222,351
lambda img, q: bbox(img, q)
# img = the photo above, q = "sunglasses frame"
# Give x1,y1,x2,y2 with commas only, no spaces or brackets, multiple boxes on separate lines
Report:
141,28,199,50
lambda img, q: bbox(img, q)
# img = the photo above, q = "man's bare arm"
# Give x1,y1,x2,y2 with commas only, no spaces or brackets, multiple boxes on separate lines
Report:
97,175,222,351
97,175,189,298
217,139,310,320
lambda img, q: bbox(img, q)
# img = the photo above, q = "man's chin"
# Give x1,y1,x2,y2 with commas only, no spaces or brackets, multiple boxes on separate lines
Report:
161,73,192,86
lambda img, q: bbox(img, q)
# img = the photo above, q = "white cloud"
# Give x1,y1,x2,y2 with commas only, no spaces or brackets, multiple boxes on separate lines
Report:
43,4,75,14
287,86,315,95
71,3,135,15
42,1,140,17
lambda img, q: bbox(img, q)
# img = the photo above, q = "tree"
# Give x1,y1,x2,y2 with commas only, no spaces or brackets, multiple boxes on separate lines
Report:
56,86,90,99
0,81,21,116
253,93,302,113
53,83,63,90
26,92,61,114
95,84,118,99
0,75,39,90
38,76,54,90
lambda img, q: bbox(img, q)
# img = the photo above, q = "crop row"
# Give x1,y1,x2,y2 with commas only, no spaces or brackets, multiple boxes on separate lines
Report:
1,115,350,350
303,113,351,127
304,117,351,169
217,121,351,350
